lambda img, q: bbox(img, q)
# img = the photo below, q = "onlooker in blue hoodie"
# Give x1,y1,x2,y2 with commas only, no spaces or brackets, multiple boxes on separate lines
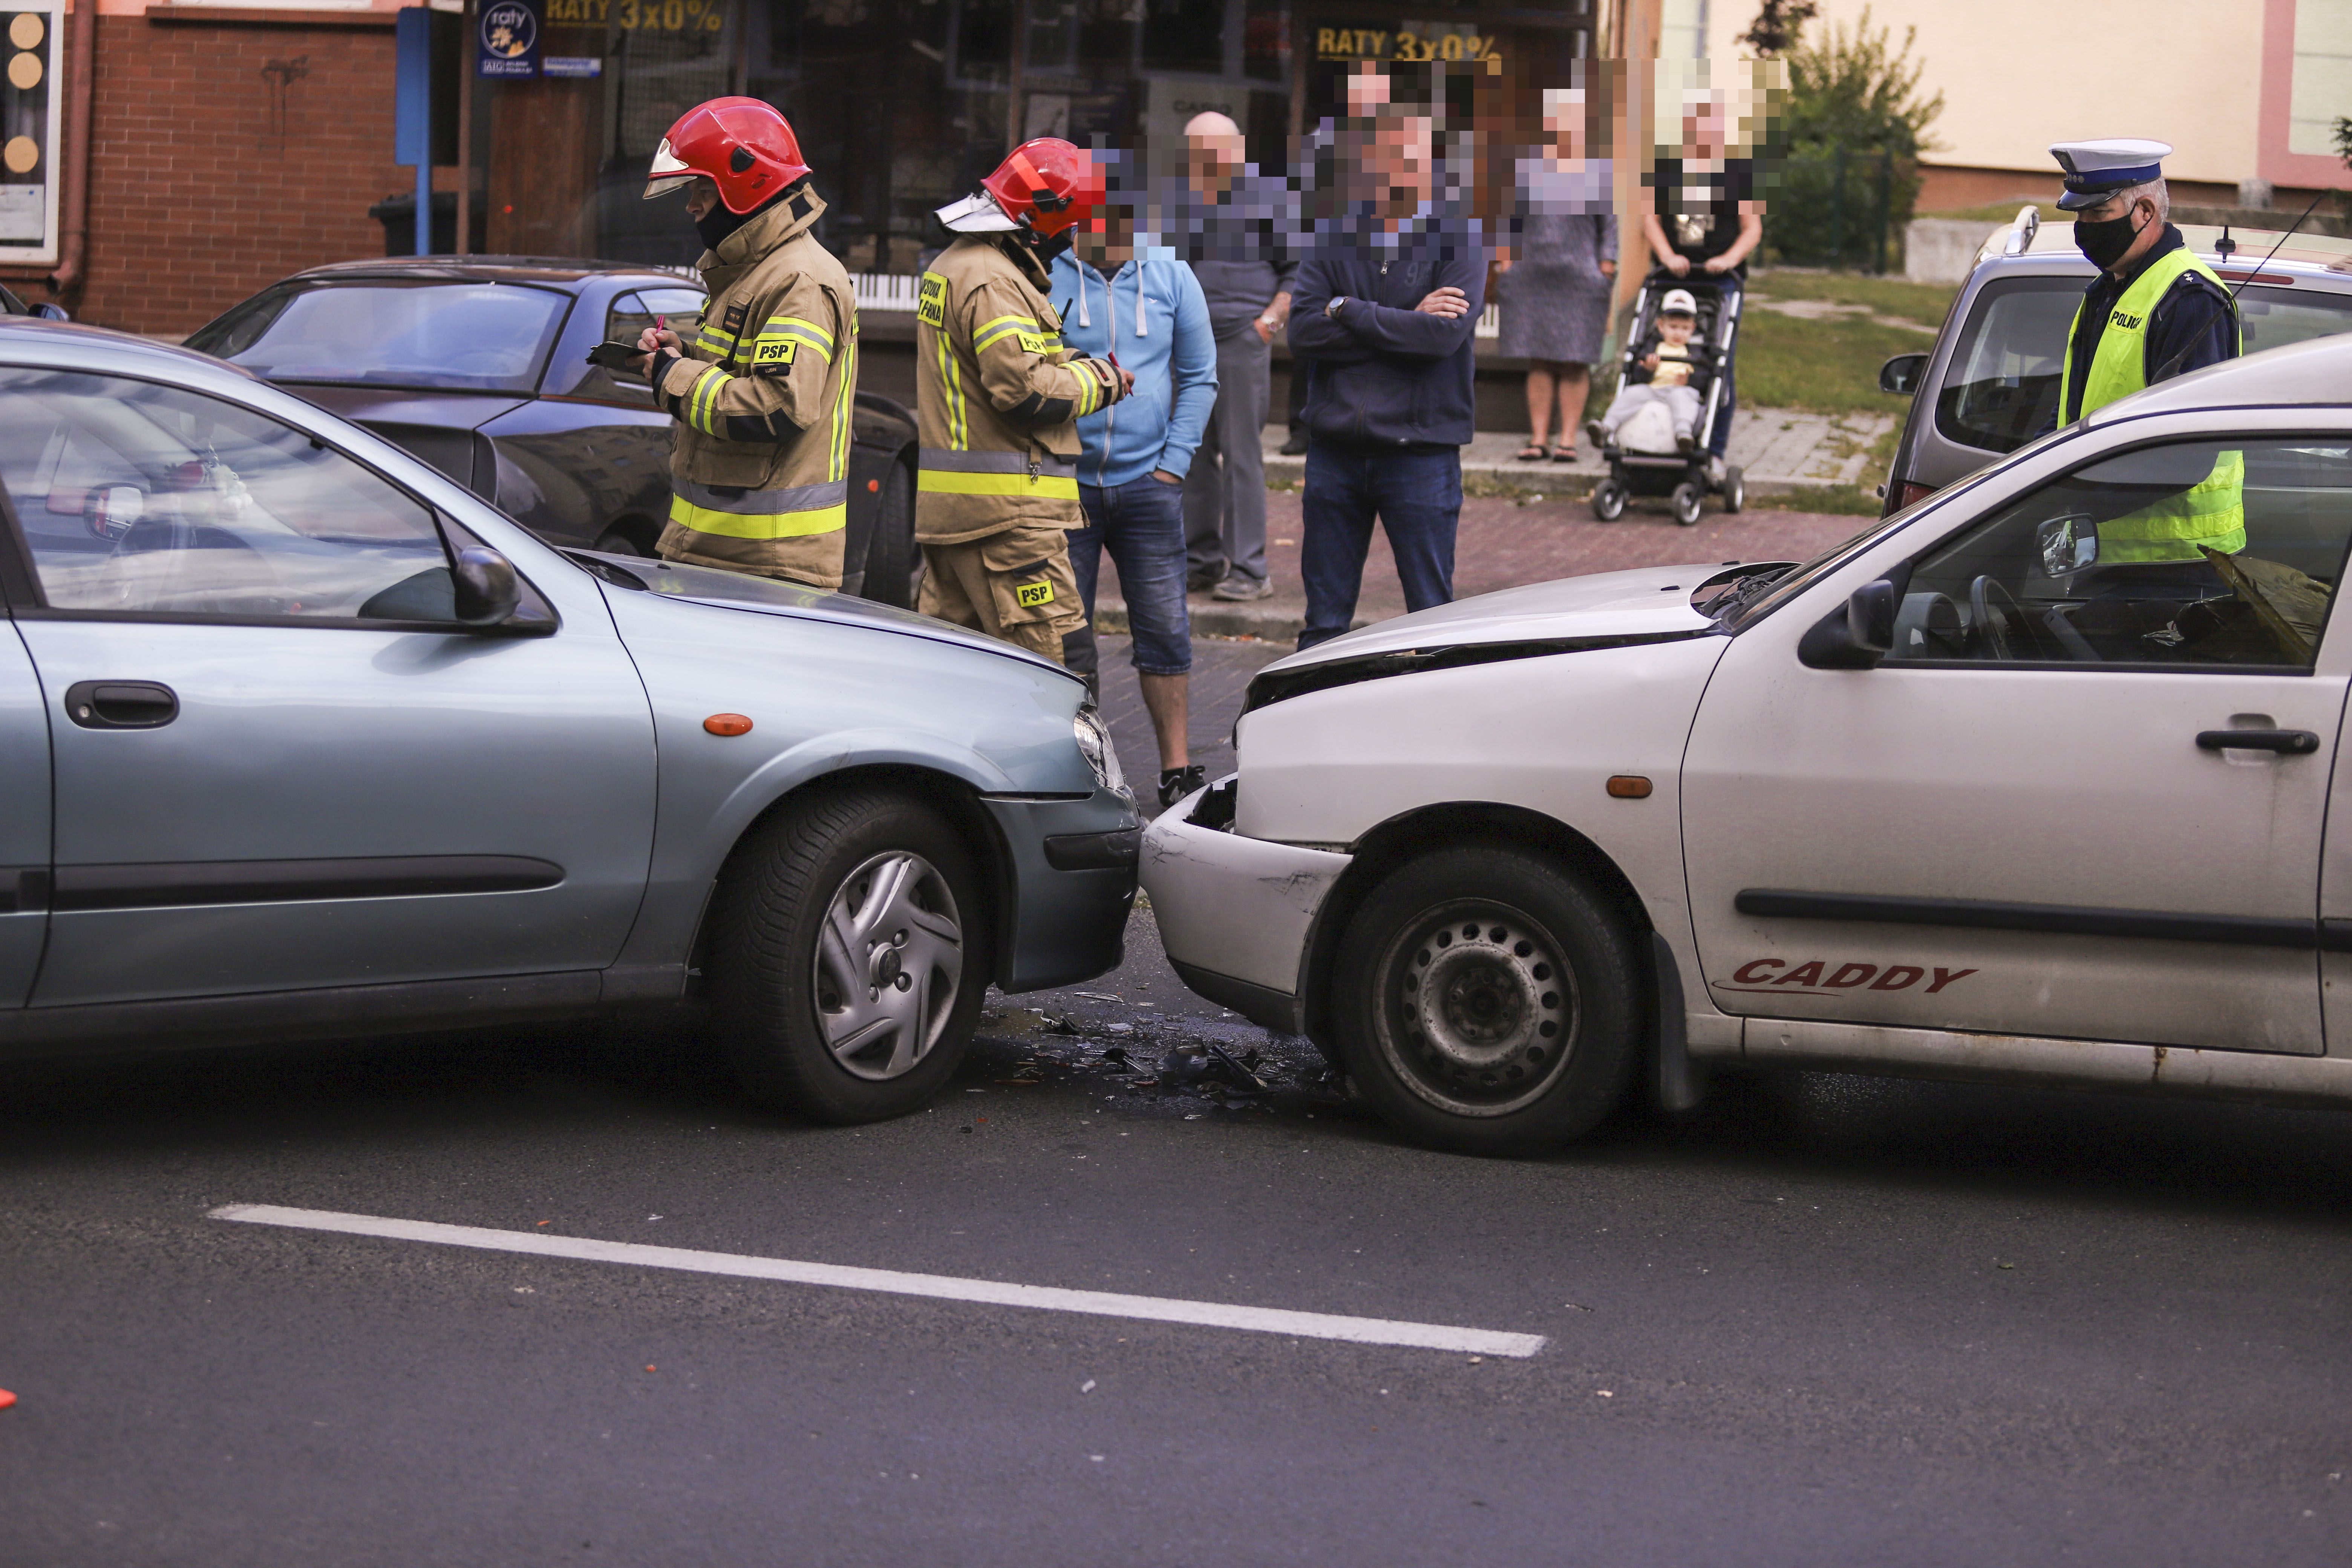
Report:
1050,188,1219,807
1286,107,1485,651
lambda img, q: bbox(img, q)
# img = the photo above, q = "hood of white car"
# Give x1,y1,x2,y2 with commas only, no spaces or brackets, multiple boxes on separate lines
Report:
1279,564,1732,668
1241,562,1753,716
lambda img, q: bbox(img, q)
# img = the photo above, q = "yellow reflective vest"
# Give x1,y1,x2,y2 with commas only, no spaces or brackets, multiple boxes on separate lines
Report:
914,234,1124,545
652,184,859,588
2058,246,2245,564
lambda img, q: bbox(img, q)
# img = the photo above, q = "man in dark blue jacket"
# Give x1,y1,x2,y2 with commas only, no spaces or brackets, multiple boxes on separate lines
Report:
1286,109,1485,650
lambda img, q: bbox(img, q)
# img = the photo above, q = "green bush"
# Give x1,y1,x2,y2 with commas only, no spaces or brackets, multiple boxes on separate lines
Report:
1758,5,1944,271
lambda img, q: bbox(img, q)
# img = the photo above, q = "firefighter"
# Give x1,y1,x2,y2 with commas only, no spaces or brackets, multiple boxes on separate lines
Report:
633,97,858,589
916,138,1132,664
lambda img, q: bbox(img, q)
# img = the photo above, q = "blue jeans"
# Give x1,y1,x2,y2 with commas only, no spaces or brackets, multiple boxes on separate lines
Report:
1298,442,1460,651
1069,475,1193,677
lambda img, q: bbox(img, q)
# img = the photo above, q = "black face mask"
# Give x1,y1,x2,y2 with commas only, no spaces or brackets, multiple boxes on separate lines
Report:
694,201,753,251
2075,204,2151,270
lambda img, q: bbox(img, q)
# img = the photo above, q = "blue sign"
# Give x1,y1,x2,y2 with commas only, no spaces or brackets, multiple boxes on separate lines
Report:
477,0,540,78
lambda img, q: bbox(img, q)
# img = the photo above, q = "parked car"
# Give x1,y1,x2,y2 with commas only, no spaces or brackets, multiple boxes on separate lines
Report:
1878,208,2352,514
1145,332,2352,1153
183,257,918,606
0,282,67,320
0,319,1136,1120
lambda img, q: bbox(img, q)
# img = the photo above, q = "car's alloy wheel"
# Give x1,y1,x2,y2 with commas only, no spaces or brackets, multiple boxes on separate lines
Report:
709,788,988,1122
1333,847,1642,1153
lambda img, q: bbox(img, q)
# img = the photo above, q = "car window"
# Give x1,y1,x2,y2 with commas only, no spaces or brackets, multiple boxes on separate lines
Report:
572,285,708,405
1935,277,2352,457
1888,436,2352,670
184,282,572,394
0,367,460,622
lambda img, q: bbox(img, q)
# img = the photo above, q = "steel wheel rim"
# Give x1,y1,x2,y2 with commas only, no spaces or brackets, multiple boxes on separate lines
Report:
811,850,964,1081
1374,900,1579,1117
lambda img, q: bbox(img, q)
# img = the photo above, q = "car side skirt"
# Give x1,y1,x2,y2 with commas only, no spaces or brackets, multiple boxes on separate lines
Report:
0,966,688,1062
1698,1016,2352,1112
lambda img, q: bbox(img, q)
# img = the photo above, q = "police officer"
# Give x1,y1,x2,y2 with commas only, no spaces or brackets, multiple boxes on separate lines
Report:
916,138,1132,665
2049,138,2244,561
633,98,859,589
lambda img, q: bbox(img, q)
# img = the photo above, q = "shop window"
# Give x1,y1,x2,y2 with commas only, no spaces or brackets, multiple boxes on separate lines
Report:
1140,0,1223,74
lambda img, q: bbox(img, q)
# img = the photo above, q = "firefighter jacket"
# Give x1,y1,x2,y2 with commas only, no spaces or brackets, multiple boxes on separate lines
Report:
650,182,858,587
914,234,1126,545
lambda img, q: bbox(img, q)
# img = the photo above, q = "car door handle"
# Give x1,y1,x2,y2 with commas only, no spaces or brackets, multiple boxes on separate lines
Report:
2196,728,2320,755
64,680,179,730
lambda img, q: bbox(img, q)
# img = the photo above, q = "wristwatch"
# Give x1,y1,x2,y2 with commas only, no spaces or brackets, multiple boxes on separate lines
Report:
1324,296,1347,320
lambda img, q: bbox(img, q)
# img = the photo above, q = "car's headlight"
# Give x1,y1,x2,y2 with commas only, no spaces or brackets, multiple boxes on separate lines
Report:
1073,706,1126,795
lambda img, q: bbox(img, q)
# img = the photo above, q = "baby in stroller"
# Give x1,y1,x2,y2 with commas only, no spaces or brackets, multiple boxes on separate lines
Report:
1587,288,1713,455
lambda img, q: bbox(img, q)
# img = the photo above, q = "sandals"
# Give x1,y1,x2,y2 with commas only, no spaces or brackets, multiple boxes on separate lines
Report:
1514,443,1550,462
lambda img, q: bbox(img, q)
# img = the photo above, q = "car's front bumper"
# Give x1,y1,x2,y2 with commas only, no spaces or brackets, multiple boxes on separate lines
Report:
1138,784,1352,1034
981,789,1140,992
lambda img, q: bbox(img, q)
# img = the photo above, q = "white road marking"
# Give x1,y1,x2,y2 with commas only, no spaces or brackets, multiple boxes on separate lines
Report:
210,1204,1546,1358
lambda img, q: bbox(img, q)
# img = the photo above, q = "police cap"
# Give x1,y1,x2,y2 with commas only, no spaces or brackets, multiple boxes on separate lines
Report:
2048,138,2173,211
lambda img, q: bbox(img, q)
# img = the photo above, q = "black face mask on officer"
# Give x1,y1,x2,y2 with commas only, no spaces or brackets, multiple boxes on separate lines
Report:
2075,198,2154,271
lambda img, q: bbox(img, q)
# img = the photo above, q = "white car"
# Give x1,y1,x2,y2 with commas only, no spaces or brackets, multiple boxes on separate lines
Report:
1146,335,2352,1153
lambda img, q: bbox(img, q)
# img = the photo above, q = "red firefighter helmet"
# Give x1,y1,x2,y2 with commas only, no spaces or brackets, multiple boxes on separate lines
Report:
936,138,1104,236
643,97,810,214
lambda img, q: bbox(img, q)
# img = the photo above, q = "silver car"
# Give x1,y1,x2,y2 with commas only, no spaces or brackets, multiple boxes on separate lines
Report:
0,319,1138,1122
1879,209,2352,513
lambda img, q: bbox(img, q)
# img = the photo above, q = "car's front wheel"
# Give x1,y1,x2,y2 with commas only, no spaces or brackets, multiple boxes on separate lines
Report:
708,788,989,1122
1331,847,1643,1154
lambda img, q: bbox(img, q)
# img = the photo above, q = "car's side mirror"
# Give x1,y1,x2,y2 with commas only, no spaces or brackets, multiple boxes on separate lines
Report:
2035,514,2098,577
1879,353,1927,396
1797,574,1905,669
452,545,521,626
31,303,69,322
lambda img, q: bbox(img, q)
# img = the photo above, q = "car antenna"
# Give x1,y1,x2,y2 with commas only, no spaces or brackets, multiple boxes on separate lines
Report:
2222,187,2328,301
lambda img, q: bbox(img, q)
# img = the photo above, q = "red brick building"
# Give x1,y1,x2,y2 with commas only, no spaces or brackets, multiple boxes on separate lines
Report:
2,0,413,336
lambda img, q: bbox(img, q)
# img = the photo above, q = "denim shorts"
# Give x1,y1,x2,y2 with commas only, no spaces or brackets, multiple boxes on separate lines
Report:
1070,475,1193,676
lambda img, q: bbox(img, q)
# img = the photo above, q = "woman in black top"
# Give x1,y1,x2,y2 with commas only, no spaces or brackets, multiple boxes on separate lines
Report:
1639,96,1763,466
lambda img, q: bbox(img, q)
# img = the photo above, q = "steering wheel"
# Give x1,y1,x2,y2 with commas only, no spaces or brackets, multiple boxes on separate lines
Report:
1969,575,2031,660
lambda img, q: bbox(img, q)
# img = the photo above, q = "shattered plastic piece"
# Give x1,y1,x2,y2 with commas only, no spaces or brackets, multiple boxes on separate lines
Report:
1071,992,1122,1001
1099,1046,1133,1067
1081,1379,1096,1393
1104,1023,1135,1035
0,1389,15,1411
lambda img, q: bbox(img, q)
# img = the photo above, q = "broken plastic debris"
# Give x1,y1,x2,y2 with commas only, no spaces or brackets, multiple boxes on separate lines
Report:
1080,1379,1096,1393
0,1389,15,1411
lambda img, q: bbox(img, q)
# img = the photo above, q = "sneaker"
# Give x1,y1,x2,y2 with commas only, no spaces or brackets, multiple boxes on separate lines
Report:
1186,565,1226,594
1279,429,1310,456
1707,455,1727,484
1157,764,1207,809
1676,432,1696,454
1212,574,1274,601
1584,419,1606,449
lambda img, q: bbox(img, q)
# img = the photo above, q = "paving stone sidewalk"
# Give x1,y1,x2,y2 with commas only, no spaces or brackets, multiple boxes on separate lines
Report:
1094,484,1871,644
1263,406,1894,490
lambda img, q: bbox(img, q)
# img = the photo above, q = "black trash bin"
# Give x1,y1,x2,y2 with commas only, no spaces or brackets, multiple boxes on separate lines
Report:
367,191,488,257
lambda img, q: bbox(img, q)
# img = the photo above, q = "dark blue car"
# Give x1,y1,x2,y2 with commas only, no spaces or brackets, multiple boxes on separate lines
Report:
184,257,917,606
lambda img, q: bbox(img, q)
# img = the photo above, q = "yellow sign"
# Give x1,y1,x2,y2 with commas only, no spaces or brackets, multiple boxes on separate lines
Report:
1314,24,1494,61
543,0,721,30
1014,580,1055,609
753,338,796,365
917,273,948,329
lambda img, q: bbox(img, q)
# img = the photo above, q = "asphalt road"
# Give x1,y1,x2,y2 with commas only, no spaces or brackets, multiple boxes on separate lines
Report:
8,643,2352,1565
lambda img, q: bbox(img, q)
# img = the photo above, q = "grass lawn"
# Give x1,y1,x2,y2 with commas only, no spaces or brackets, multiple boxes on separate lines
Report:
1732,268,1957,416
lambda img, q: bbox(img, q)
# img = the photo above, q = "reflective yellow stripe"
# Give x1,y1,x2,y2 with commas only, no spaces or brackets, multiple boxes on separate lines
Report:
939,329,966,450
767,314,834,348
974,312,1038,337
688,366,729,434
830,340,855,482
668,495,848,538
917,469,1081,499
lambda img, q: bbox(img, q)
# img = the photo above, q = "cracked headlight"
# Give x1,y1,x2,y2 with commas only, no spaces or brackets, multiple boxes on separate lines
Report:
1073,706,1126,795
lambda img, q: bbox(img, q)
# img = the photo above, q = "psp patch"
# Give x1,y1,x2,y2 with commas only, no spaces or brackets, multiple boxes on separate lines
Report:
752,338,797,368
1014,579,1055,609
918,273,948,329
1014,330,1057,354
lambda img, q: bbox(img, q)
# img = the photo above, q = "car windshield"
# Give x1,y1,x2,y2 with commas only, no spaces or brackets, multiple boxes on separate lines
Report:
1935,276,2352,456
186,282,573,393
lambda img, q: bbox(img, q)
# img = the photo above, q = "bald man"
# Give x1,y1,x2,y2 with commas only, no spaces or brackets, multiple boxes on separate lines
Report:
1171,109,1299,602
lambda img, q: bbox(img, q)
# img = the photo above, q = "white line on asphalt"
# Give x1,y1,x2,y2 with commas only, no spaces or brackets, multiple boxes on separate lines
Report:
210,1204,1546,1358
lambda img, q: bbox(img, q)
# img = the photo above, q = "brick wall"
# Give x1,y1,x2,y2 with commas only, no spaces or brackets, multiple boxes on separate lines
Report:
0,14,404,335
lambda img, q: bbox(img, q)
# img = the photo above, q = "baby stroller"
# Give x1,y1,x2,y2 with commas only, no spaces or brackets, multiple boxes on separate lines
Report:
1589,269,1746,526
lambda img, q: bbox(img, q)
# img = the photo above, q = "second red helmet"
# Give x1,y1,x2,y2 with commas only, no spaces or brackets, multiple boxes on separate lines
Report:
644,97,810,214
936,138,1104,236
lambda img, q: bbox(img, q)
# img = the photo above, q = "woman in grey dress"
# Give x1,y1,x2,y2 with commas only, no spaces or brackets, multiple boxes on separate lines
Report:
1496,93,1617,462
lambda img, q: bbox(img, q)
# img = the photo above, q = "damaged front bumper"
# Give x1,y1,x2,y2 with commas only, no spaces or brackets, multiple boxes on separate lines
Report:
1139,780,1351,1035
